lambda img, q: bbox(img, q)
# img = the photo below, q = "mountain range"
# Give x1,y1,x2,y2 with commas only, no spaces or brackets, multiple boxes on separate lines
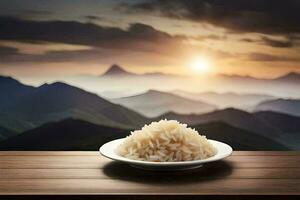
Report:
0,74,300,150
101,64,177,77
111,90,217,117
95,64,300,99
0,118,288,151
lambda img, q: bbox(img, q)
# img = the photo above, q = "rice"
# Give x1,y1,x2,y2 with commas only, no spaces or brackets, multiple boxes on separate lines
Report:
116,119,217,162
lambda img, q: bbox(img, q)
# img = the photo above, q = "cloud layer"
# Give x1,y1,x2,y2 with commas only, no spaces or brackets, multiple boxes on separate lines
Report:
125,0,300,35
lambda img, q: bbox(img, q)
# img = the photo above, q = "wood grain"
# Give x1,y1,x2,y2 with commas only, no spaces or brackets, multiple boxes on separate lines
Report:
0,151,299,199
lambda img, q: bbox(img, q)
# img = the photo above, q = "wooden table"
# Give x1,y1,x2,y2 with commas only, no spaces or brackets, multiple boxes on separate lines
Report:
0,151,299,200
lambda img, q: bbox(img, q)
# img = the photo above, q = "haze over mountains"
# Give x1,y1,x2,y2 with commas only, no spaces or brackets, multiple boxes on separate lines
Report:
0,73,300,150
101,64,177,78
172,90,275,110
53,64,300,99
111,90,216,117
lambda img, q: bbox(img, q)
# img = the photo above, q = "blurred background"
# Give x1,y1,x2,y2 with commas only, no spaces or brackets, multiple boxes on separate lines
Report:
0,0,300,150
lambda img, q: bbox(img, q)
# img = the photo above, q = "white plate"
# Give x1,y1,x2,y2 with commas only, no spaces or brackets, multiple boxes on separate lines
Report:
100,138,232,171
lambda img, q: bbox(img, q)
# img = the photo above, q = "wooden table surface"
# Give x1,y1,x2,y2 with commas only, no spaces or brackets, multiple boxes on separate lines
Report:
0,151,299,200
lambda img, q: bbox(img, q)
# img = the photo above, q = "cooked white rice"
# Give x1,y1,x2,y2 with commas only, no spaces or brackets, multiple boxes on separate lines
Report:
116,119,217,162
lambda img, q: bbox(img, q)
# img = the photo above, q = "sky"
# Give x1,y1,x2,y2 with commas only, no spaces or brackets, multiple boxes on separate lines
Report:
1,0,300,80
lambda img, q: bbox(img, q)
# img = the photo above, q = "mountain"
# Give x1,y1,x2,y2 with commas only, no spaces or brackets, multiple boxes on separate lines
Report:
173,90,275,109
111,90,217,117
255,99,300,117
0,119,129,150
158,108,280,137
0,119,288,150
273,72,300,84
193,122,288,150
102,64,136,76
0,75,35,108
1,81,148,130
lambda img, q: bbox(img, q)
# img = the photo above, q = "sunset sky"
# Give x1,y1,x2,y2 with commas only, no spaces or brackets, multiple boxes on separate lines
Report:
1,0,300,80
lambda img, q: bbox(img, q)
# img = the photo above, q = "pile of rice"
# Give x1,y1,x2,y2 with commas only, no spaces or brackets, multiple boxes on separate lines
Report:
116,119,216,162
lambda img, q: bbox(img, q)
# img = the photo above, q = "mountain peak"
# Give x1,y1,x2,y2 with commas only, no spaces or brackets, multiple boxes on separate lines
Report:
102,64,134,76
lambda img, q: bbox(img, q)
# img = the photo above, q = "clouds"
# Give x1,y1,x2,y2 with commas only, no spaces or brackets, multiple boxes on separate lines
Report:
0,16,183,54
0,16,190,63
125,0,300,35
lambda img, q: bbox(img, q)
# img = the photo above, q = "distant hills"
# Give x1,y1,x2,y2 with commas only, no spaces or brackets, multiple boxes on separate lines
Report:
101,65,300,84
255,99,300,117
97,65,300,98
101,64,175,77
111,90,217,117
0,118,288,151
172,90,275,109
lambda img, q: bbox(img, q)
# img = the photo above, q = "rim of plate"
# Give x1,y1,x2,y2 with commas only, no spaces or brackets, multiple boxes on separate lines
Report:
99,138,233,166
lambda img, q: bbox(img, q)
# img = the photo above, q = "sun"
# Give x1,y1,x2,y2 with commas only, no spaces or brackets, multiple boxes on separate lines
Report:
190,58,210,73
